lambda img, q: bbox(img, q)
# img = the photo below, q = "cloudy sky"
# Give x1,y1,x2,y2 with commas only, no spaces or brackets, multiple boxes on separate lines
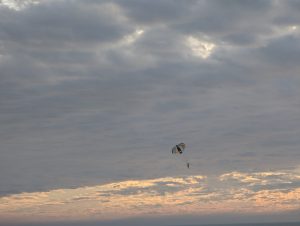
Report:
1,0,300,225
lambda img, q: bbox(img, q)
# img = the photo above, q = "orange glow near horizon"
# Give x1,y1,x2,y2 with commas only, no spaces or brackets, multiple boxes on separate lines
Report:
0,171,300,222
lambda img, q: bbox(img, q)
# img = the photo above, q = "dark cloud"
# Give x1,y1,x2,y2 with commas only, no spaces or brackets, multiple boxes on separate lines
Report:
114,0,196,25
273,1,300,25
0,1,131,45
172,0,273,37
258,35,300,67
222,33,258,45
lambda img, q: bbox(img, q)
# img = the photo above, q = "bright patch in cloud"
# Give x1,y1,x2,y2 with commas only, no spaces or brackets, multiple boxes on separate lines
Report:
0,0,39,10
186,36,216,59
122,29,144,45
0,171,300,223
288,25,298,32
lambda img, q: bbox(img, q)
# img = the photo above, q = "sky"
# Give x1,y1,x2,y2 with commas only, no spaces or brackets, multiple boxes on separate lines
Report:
0,0,300,225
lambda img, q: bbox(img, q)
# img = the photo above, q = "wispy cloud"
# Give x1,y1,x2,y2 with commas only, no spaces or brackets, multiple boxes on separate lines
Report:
0,170,299,222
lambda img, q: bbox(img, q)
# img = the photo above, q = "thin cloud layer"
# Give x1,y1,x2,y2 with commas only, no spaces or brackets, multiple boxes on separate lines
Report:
0,170,299,222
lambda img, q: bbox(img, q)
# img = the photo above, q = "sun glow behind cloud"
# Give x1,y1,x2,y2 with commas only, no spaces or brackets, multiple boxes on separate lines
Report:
121,29,144,45
0,171,299,223
186,36,216,59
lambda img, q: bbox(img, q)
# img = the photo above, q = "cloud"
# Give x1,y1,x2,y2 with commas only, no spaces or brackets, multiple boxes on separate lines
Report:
258,35,300,67
114,0,196,25
0,0,39,11
0,0,300,203
0,171,299,223
0,1,131,44
172,0,273,36
185,36,216,59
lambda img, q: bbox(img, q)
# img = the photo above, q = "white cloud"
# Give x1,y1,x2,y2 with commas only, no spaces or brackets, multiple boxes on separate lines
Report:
0,0,39,10
121,29,145,45
185,36,216,59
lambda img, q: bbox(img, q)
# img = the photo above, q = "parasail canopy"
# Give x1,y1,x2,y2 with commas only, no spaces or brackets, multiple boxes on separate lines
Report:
171,142,190,168
171,142,186,154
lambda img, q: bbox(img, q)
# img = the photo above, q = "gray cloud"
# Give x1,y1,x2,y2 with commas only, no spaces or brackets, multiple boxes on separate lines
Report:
114,0,196,25
258,35,300,67
172,0,273,37
0,0,300,201
0,1,131,44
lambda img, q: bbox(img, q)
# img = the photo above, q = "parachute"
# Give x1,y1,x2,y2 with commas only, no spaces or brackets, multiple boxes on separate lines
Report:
171,142,190,168
171,143,186,154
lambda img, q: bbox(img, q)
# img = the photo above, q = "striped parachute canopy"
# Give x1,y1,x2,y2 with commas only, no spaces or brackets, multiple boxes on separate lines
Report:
171,143,186,154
